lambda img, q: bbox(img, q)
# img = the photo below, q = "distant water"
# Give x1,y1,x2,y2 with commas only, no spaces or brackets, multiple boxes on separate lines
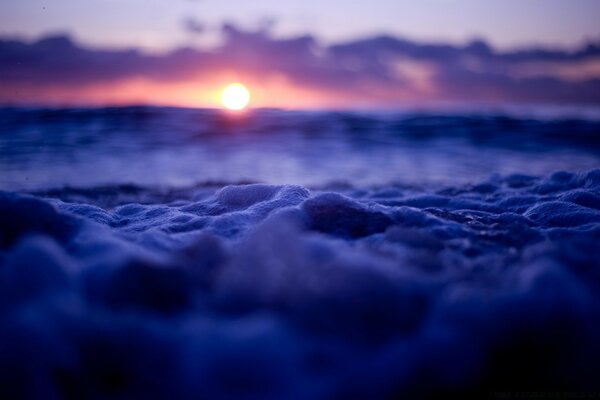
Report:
1,106,600,191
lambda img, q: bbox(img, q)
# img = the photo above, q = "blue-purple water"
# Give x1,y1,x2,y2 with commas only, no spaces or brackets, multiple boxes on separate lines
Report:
1,107,600,399
2,107,600,191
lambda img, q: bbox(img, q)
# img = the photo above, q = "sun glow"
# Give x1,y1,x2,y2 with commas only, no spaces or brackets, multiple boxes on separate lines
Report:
221,83,251,110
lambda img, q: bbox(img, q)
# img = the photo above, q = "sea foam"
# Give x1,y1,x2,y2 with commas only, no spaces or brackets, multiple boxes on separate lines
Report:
2,169,600,398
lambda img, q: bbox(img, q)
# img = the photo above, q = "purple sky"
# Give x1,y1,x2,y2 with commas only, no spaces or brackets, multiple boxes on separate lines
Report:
1,1,599,107
1,0,599,50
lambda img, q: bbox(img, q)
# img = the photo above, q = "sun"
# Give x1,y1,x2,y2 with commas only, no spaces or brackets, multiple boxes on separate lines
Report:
221,83,251,110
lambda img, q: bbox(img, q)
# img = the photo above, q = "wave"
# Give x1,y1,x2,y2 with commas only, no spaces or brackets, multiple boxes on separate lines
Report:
2,107,600,191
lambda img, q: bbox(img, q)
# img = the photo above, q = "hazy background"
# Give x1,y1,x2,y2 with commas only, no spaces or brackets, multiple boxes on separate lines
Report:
1,0,599,108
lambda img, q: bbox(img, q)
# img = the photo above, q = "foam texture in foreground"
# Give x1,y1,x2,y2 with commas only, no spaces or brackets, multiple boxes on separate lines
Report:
2,170,600,399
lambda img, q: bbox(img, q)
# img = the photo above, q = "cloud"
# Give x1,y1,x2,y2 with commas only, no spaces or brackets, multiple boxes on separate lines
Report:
1,23,600,106
183,18,205,35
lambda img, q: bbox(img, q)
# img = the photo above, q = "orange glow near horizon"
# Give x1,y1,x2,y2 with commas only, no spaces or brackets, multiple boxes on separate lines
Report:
0,73,406,110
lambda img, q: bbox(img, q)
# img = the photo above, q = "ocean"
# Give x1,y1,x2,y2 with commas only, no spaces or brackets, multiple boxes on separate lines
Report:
1,106,600,399
2,106,600,191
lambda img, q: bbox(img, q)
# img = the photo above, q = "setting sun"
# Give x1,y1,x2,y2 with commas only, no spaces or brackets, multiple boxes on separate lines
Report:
221,83,250,110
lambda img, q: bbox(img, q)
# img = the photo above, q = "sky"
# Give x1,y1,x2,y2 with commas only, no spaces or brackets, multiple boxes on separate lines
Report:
1,0,600,50
1,0,599,108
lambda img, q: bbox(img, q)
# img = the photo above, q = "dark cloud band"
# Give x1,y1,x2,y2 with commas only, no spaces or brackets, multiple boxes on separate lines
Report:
1,24,599,105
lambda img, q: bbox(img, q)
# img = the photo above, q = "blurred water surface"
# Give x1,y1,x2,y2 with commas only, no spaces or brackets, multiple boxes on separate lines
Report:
1,106,599,190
